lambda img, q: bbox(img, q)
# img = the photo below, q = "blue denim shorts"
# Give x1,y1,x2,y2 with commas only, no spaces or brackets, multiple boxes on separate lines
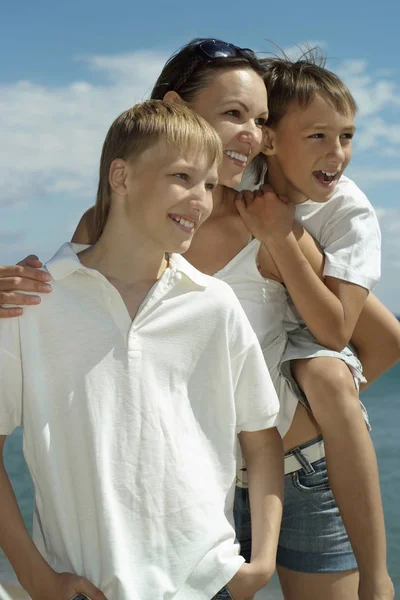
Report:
234,436,358,573
211,587,233,599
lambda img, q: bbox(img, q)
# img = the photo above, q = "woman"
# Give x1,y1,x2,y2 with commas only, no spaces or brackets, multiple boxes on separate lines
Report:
0,39,396,600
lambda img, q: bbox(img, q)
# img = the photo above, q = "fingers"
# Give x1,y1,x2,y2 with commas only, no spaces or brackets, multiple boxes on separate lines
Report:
0,267,52,292
0,306,23,318
17,254,43,268
75,576,108,600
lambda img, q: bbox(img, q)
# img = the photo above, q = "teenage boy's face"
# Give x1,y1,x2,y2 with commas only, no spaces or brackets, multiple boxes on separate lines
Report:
188,68,269,189
124,141,218,254
265,92,355,204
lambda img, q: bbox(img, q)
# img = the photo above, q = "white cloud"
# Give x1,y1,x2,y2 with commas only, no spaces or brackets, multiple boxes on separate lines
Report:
0,51,168,208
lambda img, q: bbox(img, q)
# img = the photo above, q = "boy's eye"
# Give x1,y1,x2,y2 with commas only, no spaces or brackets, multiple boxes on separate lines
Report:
174,173,189,180
341,133,354,140
309,133,325,139
205,182,215,191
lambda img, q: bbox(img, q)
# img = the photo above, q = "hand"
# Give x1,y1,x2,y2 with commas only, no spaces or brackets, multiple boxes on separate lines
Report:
358,572,395,600
27,570,108,600
235,184,295,244
226,561,272,600
0,255,52,318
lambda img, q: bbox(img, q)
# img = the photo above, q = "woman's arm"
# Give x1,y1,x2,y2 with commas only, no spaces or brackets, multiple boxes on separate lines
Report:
71,206,96,244
236,187,368,351
0,206,96,318
352,294,400,389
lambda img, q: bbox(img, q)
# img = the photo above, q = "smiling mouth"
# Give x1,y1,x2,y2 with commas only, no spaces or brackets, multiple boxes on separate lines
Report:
312,170,339,186
169,214,196,234
225,150,248,167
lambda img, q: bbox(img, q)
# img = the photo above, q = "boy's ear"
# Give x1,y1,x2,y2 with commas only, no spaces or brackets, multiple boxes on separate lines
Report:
163,90,185,105
109,159,128,196
261,127,276,156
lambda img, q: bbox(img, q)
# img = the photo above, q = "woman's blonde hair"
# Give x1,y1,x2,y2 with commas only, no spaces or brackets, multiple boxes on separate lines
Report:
95,99,223,241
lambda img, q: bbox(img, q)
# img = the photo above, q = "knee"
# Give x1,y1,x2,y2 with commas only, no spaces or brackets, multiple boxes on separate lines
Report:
294,358,357,398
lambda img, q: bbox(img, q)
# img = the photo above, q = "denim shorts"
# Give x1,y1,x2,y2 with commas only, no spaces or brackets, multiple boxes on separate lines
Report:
234,436,358,573
211,587,233,599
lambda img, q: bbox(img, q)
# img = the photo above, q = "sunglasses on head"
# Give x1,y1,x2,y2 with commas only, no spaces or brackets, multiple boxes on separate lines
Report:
174,39,256,92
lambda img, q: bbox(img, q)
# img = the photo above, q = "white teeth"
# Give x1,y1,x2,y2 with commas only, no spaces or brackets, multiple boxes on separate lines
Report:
226,150,247,163
171,215,195,231
321,171,337,177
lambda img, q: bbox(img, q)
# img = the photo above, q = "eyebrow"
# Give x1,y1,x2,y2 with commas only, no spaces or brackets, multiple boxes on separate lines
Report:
306,123,356,132
222,99,268,116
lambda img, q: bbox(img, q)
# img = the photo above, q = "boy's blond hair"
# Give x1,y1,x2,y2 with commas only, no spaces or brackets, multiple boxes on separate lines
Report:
95,100,223,241
253,52,357,182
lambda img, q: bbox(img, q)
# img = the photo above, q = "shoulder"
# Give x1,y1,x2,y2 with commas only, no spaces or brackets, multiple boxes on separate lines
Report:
330,175,375,214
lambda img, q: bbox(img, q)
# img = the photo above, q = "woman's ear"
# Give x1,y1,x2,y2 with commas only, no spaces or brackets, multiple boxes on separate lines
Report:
261,127,276,156
163,90,185,105
109,159,128,196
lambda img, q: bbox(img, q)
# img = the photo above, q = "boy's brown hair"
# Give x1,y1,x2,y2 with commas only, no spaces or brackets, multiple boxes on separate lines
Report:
95,99,223,241
252,51,357,182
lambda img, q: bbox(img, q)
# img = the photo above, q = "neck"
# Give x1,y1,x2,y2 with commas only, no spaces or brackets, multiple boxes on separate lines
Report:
209,183,236,217
266,157,308,205
79,206,167,285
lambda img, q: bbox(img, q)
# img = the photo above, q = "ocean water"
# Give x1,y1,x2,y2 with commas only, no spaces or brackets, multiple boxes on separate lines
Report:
1,362,399,597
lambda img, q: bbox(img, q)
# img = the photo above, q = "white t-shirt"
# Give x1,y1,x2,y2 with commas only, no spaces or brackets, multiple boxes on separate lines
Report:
0,243,279,600
295,175,381,291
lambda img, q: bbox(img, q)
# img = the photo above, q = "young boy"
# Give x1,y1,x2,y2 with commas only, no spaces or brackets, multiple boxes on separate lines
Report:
235,58,394,598
0,101,283,600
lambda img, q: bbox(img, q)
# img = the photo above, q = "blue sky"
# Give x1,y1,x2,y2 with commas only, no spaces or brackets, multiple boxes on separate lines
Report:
2,0,400,312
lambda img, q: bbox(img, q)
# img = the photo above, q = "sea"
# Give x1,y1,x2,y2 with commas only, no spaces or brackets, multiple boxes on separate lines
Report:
1,361,399,598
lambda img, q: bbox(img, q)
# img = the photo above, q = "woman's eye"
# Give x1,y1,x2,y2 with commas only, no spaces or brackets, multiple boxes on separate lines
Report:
205,182,215,191
174,173,189,180
226,110,241,118
255,117,267,126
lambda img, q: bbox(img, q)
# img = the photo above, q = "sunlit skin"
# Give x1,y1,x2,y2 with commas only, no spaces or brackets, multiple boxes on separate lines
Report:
265,92,356,205
112,141,219,257
174,68,269,192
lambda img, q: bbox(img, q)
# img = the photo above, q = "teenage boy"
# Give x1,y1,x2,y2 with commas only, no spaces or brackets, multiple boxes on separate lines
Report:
0,101,283,600
235,58,394,599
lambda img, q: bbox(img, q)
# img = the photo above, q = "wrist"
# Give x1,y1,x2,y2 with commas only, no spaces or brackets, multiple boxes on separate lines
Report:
18,561,56,597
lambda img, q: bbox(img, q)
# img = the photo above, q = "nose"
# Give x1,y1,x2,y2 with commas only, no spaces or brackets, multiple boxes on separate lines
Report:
327,137,346,164
238,119,261,148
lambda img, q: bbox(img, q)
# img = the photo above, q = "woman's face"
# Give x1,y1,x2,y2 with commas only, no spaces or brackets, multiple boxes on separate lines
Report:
188,69,269,188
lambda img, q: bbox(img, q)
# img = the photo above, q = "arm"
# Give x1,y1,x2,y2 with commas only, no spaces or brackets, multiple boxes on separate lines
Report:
352,294,400,389
71,206,96,244
0,436,107,600
228,428,284,600
236,187,368,351
0,206,95,318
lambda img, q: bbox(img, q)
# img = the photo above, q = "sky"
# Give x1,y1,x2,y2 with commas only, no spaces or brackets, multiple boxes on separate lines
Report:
1,0,400,313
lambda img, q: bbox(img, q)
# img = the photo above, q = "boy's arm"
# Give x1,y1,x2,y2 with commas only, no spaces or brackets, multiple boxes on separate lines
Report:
0,436,107,600
240,428,283,569
236,187,368,351
227,427,284,600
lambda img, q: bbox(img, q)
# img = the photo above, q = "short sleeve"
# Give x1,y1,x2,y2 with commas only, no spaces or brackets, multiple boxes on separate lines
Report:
321,183,381,290
0,318,23,434
227,300,280,432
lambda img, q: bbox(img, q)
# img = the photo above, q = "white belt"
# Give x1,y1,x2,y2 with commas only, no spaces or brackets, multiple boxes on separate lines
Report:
284,439,325,475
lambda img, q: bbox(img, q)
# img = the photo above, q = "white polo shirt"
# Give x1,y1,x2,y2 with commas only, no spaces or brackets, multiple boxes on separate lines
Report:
0,243,279,600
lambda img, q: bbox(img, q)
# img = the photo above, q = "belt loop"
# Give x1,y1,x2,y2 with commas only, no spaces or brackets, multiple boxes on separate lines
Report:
292,447,315,475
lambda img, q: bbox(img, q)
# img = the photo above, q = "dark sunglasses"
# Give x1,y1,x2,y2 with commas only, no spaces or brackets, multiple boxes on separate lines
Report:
174,39,256,92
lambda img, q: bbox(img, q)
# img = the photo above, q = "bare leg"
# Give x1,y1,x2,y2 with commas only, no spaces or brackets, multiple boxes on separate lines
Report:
291,357,393,600
277,565,359,600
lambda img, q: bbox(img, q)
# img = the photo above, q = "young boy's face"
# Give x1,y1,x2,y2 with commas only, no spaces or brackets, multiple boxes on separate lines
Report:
123,140,218,254
265,92,355,204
